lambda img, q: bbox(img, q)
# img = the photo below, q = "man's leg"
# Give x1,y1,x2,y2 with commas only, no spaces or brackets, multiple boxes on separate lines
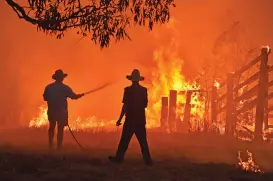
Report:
48,121,56,149
109,124,134,162
135,125,152,165
57,124,65,149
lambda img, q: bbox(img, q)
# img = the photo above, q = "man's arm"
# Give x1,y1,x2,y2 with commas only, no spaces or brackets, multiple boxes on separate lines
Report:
117,88,127,126
66,86,84,100
117,104,126,122
144,88,148,108
43,86,49,101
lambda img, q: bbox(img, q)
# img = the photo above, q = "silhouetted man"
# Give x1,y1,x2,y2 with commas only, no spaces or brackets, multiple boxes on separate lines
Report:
109,69,152,165
43,69,84,149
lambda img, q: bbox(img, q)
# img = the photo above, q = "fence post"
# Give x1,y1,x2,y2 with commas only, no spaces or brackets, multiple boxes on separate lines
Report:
211,85,218,124
264,65,269,130
168,90,177,133
160,97,169,131
254,47,270,140
183,91,193,132
225,72,234,136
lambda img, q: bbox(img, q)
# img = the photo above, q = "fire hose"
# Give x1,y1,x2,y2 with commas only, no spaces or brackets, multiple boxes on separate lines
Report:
67,82,114,151
82,82,113,95
67,125,85,151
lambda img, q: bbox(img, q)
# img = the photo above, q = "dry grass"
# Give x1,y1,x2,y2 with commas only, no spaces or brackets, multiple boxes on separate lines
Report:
0,128,273,181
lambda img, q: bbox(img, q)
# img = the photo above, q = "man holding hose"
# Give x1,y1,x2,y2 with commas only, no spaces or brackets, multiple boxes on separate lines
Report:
43,69,84,149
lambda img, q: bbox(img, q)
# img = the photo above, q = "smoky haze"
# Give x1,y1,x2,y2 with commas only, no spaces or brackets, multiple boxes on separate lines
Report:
1,0,273,127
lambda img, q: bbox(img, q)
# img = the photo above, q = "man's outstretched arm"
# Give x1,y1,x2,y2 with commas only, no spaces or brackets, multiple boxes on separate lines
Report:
66,86,84,100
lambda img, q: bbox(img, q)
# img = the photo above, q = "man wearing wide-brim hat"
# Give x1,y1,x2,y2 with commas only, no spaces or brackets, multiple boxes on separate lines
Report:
109,69,152,165
43,69,84,149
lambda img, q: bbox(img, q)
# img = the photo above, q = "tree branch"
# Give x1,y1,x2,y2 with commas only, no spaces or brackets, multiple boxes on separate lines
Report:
6,0,39,25
5,0,175,48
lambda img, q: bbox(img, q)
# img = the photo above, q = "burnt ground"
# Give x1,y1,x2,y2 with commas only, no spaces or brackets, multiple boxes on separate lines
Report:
0,128,273,181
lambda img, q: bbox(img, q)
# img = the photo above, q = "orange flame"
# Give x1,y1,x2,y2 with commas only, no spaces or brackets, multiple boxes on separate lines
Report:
238,150,263,173
214,80,220,89
144,23,205,130
29,105,117,132
29,18,205,131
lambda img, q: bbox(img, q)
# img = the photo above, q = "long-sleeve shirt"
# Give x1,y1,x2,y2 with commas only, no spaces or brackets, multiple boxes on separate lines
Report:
122,84,148,125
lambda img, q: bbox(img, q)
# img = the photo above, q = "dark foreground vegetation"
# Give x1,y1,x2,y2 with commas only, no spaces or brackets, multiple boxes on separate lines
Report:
0,128,273,181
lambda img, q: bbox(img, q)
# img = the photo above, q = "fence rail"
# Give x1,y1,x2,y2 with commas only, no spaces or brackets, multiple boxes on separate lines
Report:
159,46,272,140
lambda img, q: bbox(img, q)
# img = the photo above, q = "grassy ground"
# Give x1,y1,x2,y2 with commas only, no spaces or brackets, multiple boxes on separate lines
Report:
0,128,273,181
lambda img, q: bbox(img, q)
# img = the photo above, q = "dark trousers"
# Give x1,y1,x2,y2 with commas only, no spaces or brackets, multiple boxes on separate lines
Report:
48,121,65,149
116,123,151,162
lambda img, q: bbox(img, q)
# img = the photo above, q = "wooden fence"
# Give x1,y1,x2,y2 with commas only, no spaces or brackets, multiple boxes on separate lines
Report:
160,46,272,140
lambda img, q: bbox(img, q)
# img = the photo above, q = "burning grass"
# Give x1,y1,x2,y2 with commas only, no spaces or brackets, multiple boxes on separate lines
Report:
238,150,264,173
29,18,208,132
29,105,118,132
20,19,273,179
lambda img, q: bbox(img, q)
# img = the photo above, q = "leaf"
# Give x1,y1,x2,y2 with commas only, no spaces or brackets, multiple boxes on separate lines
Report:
8,0,175,49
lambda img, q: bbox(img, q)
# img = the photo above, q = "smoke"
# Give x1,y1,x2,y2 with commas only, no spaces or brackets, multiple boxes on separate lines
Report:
1,0,273,126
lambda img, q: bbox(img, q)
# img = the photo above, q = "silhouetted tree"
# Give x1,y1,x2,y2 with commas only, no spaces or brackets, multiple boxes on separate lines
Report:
5,0,175,48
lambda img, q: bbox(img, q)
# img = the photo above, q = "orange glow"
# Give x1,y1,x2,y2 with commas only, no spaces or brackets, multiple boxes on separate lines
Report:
1,1,273,136
262,45,271,54
29,105,117,132
144,38,205,130
214,80,220,89
238,150,263,173
29,19,206,131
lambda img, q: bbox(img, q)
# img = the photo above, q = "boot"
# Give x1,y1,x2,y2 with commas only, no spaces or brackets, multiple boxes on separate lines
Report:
108,156,123,163
144,159,153,166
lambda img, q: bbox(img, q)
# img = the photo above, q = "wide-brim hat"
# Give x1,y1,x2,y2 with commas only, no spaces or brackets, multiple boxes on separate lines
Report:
52,69,68,80
126,69,144,81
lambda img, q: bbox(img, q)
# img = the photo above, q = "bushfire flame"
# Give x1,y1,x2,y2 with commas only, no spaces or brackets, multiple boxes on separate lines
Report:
29,19,206,131
214,80,220,89
238,150,263,173
144,21,205,130
145,41,205,130
29,105,117,132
